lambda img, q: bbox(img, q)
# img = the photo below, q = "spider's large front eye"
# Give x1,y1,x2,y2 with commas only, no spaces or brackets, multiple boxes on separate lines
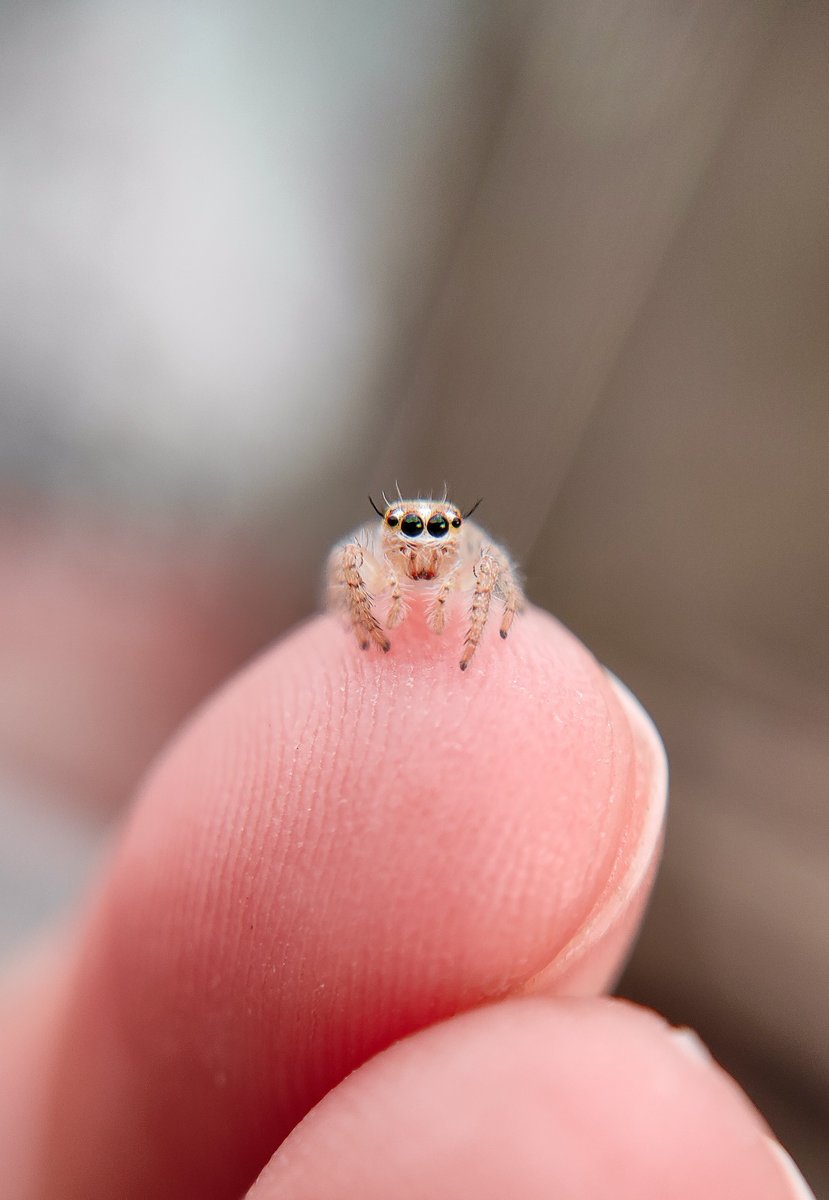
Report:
426,513,449,538
400,513,424,537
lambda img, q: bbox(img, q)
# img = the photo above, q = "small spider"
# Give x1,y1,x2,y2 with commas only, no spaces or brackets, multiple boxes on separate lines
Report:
327,494,525,670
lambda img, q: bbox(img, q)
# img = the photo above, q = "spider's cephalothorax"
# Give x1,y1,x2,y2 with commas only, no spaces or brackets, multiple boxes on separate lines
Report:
327,495,524,670
379,498,464,582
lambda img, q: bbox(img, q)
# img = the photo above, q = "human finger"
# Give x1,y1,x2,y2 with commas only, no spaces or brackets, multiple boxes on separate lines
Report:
2,606,665,1198
249,996,814,1200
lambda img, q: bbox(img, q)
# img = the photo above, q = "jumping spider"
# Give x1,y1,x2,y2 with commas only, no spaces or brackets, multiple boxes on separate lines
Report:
327,495,525,670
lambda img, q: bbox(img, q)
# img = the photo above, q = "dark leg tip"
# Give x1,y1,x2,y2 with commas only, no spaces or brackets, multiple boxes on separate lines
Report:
459,660,469,671
381,642,391,653
500,629,508,639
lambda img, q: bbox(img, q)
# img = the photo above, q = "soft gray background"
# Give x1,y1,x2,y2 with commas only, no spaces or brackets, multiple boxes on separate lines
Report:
1,1,827,1193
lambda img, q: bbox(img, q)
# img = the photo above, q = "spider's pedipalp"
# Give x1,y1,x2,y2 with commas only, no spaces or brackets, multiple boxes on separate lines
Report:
426,562,461,635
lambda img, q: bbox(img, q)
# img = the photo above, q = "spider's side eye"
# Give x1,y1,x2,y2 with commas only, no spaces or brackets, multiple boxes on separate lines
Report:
386,513,399,527
451,516,462,528
426,513,449,538
400,513,424,537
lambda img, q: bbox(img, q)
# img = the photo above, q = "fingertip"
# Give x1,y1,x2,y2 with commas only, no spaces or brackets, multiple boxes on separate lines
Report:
35,606,667,1197
251,998,803,1200
525,665,667,995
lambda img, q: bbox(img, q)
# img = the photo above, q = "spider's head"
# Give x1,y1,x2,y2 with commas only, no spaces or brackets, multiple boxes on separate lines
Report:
371,496,479,580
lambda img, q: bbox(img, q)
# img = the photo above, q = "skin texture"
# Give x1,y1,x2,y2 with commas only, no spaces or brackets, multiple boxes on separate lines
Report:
0,604,811,1199
250,999,800,1200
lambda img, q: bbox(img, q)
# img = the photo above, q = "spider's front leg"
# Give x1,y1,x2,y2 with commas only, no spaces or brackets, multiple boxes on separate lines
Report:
459,552,498,670
492,547,525,639
328,542,390,652
459,547,525,669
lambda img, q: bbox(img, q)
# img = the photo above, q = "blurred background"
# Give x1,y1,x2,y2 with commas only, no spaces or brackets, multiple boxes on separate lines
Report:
1,0,827,1192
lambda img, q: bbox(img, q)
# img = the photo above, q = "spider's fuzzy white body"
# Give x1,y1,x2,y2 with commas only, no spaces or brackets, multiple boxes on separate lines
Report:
327,498,524,670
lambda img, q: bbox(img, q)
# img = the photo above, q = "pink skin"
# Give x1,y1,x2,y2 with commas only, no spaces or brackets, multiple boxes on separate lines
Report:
250,999,802,1200
0,606,810,1199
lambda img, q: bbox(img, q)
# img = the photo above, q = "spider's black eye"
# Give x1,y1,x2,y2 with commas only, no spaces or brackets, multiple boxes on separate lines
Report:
386,513,399,527
427,513,449,538
451,516,462,528
400,513,424,537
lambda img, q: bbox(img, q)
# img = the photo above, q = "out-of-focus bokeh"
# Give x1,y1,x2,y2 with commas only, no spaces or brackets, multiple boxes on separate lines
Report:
1,0,827,1192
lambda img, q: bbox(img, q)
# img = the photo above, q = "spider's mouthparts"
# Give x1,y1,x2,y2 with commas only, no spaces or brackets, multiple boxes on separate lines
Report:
406,547,441,581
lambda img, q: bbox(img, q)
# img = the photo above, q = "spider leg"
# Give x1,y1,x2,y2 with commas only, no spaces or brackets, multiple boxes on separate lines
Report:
427,562,460,634
328,542,390,652
491,547,525,638
459,552,499,669
385,557,408,628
